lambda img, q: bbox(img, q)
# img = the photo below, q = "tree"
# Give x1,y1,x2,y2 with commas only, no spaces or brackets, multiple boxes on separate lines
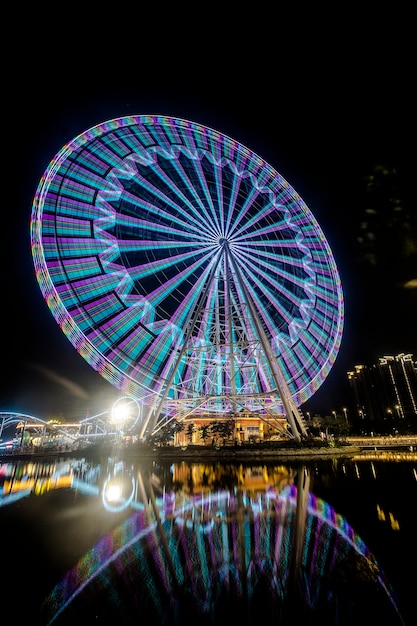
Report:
185,422,196,443
199,424,212,444
210,419,235,445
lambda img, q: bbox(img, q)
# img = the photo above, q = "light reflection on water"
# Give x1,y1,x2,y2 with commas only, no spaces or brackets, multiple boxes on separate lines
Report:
1,453,415,625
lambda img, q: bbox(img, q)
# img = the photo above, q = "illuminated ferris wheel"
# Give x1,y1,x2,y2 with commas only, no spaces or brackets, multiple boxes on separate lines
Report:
31,115,344,440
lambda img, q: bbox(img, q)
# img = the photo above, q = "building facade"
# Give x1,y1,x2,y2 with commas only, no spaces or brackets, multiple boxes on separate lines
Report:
173,410,287,446
347,353,417,425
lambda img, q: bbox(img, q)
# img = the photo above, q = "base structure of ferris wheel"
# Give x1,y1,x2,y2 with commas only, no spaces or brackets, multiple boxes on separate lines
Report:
139,240,308,442
143,392,307,441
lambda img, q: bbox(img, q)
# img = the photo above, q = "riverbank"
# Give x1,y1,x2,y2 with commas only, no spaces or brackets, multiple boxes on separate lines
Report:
0,440,362,462
2,436,416,464
3,434,417,463
152,443,362,461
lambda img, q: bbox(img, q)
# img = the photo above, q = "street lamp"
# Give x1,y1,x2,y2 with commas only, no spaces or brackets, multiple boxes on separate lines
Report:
111,401,129,441
110,397,141,443
343,407,348,422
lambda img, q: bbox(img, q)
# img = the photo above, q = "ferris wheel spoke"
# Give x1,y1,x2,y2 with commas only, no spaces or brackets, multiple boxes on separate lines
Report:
119,191,218,242
235,247,309,297
230,257,302,335
166,158,225,239
230,210,290,242
114,210,216,243
119,244,215,282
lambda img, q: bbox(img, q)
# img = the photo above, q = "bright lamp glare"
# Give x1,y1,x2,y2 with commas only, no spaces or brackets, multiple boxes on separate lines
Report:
106,484,121,502
112,404,129,424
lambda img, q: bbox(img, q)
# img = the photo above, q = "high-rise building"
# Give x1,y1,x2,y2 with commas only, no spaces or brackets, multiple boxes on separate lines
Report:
347,353,417,425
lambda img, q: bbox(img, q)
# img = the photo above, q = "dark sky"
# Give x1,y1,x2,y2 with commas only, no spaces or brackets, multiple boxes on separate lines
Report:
2,10,416,422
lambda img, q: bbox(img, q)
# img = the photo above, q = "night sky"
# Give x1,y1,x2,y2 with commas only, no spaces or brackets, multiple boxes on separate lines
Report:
2,9,416,422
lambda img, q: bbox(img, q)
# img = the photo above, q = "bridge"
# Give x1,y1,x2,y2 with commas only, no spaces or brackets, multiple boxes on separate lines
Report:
0,411,112,450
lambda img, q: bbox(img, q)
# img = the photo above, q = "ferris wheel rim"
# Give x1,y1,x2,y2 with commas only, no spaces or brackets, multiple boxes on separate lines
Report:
31,114,344,416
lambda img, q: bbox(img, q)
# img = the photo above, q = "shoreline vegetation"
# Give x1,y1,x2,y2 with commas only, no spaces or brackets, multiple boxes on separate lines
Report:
2,435,417,463
0,438,362,462
151,439,362,460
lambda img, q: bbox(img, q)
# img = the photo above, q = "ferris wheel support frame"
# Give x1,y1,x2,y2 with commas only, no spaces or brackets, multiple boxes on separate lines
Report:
225,241,307,441
139,250,224,439
141,240,307,442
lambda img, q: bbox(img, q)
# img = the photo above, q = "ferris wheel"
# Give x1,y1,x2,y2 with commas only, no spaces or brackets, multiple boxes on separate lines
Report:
31,115,344,440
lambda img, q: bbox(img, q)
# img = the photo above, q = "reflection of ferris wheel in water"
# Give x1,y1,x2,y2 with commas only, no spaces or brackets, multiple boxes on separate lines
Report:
31,115,344,441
